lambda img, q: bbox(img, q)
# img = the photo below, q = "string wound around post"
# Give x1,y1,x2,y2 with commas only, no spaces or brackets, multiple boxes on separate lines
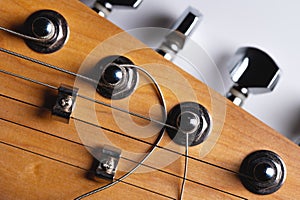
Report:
52,84,78,123
91,145,122,182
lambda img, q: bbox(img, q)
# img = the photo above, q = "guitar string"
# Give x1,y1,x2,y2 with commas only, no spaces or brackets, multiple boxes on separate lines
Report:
0,64,171,199
74,64,168,199
0,26,50,43
0,47,244,176
0,94,248,199
0,47,250,198
0,140,175,200
0,115,247,200
0,47,248,177
0,68,255,184
0,47,176,131
179,134,189,200
0,68,252,180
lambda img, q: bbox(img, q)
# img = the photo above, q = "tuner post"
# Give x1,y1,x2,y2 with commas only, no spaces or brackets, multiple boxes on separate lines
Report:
24,10,69,53
239,150,286,195
97,56,139,99
166,102,212,146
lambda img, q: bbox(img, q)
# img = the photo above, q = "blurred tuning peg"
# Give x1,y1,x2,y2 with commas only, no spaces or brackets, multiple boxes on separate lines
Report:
156,7,203,61
82,0,143,18
226,47,281,107
295,137,300,146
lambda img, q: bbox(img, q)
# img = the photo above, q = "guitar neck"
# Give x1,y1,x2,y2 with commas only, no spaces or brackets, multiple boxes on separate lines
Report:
0,0,299,199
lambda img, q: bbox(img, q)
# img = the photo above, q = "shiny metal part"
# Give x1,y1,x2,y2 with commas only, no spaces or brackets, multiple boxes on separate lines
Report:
239,150,286,195
97,56,138,100
93,145,121,181
166,102,212,146
24,10,69,53
89,0,143,18
157,7,202,61
227,47,280,106
52,84,78,123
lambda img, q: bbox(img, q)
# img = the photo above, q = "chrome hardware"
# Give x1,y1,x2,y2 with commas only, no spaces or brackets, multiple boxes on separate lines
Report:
92,145,121,181
239,150,286,195
52,84,78,123
226,47,280,106
24,10,69,53
97,56,138,99
157,7,202,61
166,102,212,146
88,0,143,18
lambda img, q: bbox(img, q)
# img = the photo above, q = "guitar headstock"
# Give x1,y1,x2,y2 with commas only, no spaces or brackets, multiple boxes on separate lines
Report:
0,0,299,199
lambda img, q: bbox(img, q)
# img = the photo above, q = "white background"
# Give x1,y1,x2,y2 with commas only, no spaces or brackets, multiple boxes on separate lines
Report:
83,0,300,143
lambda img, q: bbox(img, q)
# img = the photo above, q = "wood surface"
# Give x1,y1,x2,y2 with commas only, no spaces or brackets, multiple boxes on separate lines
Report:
0,0,299,199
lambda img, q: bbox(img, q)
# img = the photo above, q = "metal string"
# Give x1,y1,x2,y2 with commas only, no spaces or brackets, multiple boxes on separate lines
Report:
74,64,168,199
0,47,250,199
0,47,177,131
0,68,251,178
179,134,189,200
0,85,248,199
0,115,246,200
0,140,175,200
0,26,48,43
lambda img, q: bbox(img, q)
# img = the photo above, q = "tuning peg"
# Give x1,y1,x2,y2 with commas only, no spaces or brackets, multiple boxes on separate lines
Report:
295,137,300,146
86,0,143,18
156,7,202,61
226,47,280,106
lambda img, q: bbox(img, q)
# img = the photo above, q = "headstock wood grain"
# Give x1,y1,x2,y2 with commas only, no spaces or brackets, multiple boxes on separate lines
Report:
0,0,299,200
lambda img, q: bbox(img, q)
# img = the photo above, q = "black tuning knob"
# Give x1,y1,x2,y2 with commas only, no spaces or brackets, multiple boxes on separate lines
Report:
239,150,286,195
226,47,280,106
91,0,143,17
24,10,69,53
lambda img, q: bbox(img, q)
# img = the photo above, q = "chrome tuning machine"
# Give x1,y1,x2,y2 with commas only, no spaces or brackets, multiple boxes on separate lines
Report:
88,0,143,18
226,47,280,106
157,7,202,61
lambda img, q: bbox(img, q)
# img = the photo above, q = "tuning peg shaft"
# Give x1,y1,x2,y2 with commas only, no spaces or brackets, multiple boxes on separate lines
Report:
226,47,280,106
88,0,143,17
157,7,202,61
